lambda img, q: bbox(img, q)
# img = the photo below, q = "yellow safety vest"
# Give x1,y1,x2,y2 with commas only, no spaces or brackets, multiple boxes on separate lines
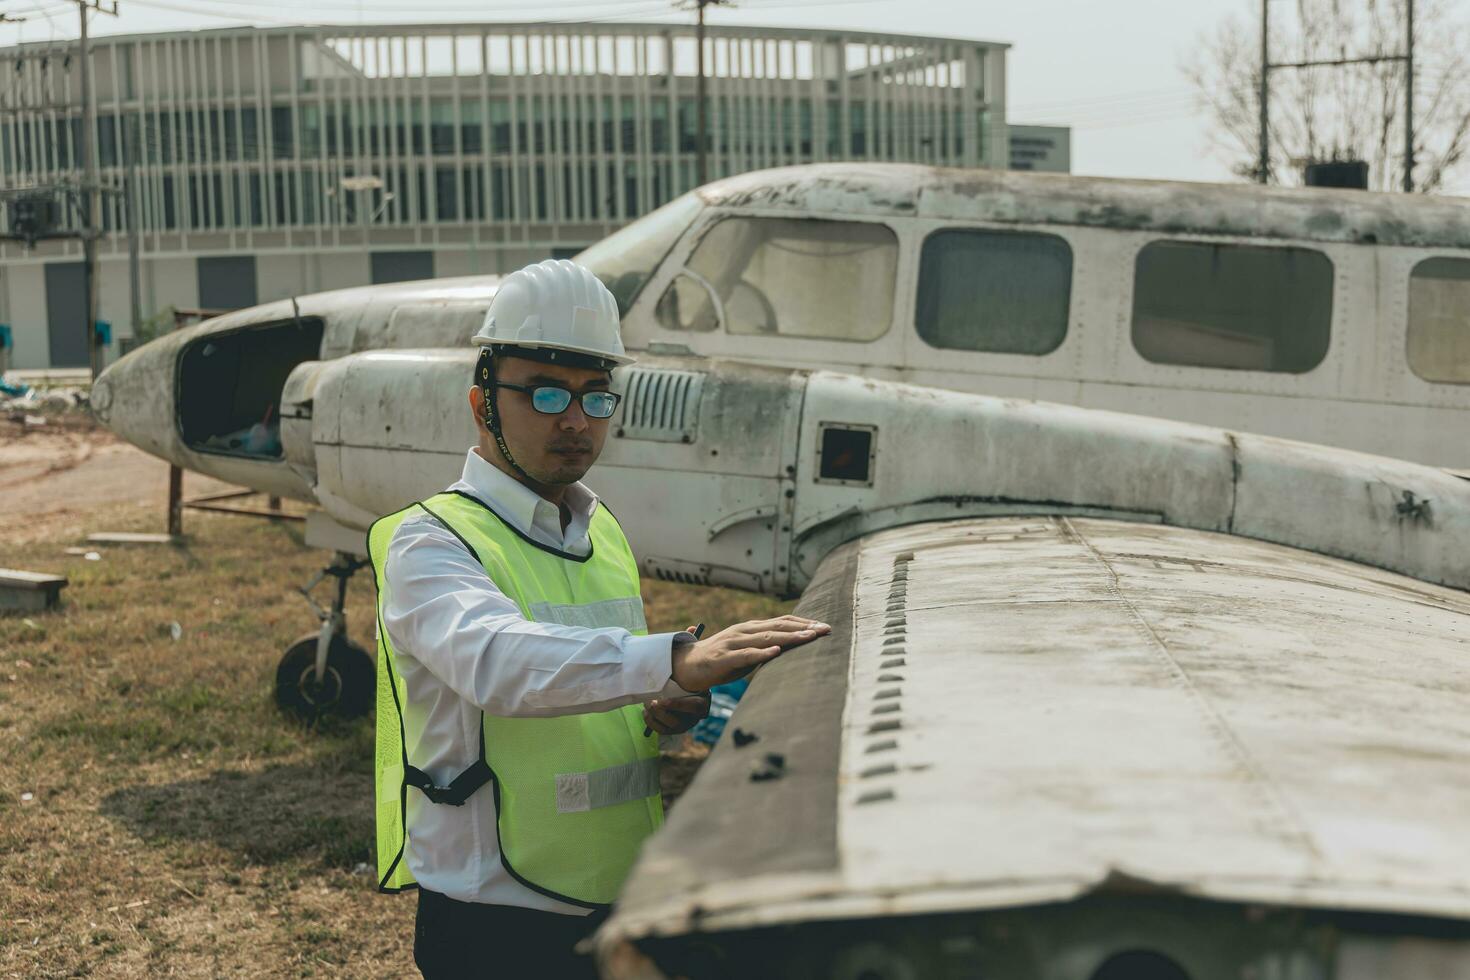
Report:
368,489,663,907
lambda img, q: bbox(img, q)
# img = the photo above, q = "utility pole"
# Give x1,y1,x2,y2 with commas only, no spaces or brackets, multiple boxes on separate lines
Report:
1258,0,1415,191
682,0,731,187
1257,0,1270,184
1403,0,1414,192
125,115,142,343
77,1,121,379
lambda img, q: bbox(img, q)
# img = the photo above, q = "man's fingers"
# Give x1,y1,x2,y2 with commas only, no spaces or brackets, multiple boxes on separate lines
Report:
755,626,827,647
644,703,681,734
733,644,784,667
731,617,828,637
662,694,710,715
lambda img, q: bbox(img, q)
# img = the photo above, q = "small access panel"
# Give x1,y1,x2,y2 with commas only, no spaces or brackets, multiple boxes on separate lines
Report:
816,422,877,487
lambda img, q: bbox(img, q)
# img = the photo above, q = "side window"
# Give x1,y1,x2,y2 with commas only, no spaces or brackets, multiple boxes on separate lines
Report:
1407,256,1470,384
915,229,1072,355
1131,241,1333,373
656,217,898,341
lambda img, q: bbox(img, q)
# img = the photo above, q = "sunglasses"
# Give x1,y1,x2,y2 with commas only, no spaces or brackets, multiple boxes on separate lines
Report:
494,381,622,419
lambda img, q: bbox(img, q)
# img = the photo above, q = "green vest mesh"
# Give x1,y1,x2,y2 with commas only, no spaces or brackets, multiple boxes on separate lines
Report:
369,489,663,907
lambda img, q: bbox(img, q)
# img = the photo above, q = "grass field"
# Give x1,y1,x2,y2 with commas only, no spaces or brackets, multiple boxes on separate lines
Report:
0,501,789,978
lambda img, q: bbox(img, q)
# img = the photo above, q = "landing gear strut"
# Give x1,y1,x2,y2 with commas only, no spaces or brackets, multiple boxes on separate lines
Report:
275,551,374,723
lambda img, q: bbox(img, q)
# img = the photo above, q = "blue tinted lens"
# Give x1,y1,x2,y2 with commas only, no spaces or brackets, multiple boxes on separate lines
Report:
531,386,573,414
582,391,618,418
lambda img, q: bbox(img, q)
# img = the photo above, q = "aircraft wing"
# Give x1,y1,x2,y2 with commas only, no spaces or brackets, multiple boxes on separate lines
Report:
598,515,1470,977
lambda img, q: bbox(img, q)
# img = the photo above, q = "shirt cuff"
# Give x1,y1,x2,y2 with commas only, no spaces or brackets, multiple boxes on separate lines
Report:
624,631,698,699
658,630,702,698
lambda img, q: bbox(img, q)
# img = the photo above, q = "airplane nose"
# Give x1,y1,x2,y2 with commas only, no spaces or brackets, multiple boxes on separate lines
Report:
93,336,181,463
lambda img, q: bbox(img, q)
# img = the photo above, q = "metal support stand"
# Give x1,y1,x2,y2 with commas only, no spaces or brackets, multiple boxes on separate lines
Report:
167,465,183,537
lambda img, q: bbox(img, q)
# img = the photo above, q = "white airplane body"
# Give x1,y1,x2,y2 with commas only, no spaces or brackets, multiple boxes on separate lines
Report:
90,165,1470,978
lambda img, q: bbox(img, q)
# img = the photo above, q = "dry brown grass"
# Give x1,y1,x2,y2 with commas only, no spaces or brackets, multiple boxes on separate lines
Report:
0,502,788,978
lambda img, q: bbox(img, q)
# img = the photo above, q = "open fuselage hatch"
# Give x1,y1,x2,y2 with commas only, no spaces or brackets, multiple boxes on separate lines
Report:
177,318,325,460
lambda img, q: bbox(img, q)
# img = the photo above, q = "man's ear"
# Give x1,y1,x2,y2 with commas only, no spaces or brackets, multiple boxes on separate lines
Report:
469,386,490,436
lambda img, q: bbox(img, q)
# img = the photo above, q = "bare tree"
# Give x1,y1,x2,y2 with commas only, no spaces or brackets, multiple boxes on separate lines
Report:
1185,0,1470,193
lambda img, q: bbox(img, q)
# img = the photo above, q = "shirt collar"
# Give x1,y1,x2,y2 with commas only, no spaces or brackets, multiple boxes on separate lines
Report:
457,449,599,549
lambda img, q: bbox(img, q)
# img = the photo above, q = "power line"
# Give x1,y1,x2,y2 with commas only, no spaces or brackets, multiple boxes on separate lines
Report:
1012,86,1192,114
179,0,680,13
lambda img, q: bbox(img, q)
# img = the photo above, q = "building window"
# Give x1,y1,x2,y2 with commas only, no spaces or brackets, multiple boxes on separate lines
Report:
197,256,258,312
916,229,1072,355
1131,241,1333,373
1407,257,1470,384
655,217,898,342
370,251,434,284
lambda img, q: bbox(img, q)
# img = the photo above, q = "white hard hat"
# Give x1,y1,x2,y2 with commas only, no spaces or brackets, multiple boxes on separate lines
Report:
473,259,634,367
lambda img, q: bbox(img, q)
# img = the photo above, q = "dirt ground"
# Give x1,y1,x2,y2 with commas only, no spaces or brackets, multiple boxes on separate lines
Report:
0,420,233,545
0,422,784,978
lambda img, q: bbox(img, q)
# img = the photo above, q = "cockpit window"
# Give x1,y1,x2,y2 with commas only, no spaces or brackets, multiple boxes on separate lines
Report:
1407,256,1470,384
1131,240,1333,373
656,217,898,342
576,193,703,316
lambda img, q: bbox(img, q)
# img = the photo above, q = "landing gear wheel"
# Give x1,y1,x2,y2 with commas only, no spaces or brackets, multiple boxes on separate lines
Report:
275,633,374,723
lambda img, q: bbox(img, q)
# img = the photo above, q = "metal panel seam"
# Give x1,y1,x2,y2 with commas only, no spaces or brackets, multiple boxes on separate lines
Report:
1056,516,1324,864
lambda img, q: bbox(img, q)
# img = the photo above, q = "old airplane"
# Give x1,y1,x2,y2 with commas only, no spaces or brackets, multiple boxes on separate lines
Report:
96,162,1470,482
95,348,1470,978
89,164,1470,977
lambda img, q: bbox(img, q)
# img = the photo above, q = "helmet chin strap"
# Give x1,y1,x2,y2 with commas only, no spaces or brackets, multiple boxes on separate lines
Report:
478,349,536,485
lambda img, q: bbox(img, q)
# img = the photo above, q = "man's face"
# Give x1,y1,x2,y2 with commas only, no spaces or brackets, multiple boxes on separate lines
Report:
472,355,613,487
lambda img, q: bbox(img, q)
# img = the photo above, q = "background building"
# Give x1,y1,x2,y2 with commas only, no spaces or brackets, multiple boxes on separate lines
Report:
1007,124,1070,173
0,21,1015,369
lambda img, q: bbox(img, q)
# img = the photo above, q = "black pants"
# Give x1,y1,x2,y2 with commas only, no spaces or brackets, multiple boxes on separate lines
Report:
414,888,605,979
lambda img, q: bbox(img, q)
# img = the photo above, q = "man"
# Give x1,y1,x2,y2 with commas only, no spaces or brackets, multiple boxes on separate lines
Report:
368,259,829,979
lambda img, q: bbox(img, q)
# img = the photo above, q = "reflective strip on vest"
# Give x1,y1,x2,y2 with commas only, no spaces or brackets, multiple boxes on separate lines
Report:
530,597,648,632
369,489,663,907
555,757,662,814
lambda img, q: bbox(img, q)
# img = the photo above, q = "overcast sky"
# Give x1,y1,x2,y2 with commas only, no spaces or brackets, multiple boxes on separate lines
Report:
0,0,1432,190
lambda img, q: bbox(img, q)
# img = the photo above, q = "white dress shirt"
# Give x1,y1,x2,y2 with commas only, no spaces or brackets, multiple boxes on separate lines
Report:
381,448,690,913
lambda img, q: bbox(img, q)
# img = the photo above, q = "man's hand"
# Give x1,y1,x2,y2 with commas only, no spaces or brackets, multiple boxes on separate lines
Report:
642,694,712,735
670,615,831,693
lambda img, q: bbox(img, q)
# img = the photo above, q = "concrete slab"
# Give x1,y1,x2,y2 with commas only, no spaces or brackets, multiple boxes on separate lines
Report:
85,532,181,546
0,568,68,612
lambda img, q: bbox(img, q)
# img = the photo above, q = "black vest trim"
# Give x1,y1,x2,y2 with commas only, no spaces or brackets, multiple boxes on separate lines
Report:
368,510,418,894
442,488,596,564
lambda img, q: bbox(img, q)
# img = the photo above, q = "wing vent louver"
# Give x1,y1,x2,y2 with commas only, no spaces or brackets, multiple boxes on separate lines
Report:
617,368,705,443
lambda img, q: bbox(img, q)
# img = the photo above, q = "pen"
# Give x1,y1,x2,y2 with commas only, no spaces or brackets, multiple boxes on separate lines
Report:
646,623,705,738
